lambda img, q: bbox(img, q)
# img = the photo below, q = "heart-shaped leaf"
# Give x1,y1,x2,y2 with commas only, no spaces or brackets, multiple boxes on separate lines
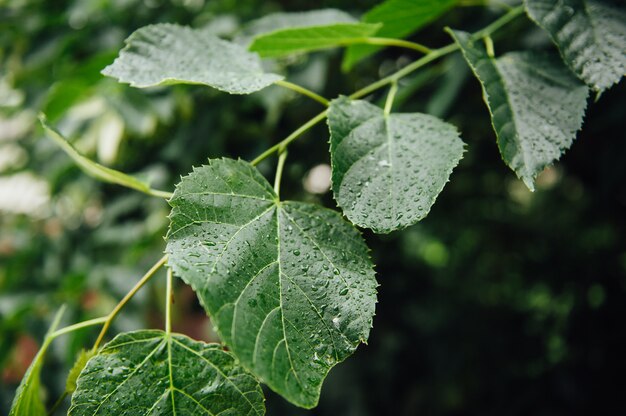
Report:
449,30,589,190
69,330,265,415
103,23,283,94
165,158,377,408
327,96,465,233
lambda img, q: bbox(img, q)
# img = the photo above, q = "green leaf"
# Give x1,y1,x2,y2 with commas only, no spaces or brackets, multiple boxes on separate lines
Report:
65,349,95,394
448,30,589,190
69,330,265,415
343,0,457,71
525,0,626,92
249,23,382,58
102,23,283,94
40,115,170,198
238,9,357,45
327,96,464,234
9,307,65,416
165,158,377,408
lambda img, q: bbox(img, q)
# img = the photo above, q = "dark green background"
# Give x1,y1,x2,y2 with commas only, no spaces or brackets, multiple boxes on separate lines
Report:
1,0,624,414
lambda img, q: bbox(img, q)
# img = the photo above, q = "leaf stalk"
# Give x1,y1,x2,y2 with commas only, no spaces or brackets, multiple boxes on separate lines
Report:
165,268,173,335
273,150,288,197
275,80,329,106
384,81,398,116
92,254,168,351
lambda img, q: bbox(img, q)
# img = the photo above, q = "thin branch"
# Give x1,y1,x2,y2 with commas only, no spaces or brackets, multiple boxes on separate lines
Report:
50,316,108,339
470,5,524,39
275,80,329,106
251,111,327,166
249,5,525,164
350,5,524,100
92,254,168,351
349,43,460,100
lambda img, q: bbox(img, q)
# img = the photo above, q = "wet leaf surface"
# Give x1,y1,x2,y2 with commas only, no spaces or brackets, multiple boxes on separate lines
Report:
449,30,588,190
69,330,265,415
328,96,464,233
165,158,377,408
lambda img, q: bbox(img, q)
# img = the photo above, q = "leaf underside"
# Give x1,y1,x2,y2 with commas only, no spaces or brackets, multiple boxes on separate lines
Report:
328,96,465,234
102,23,283,94
449,30,589,191
249,23,382,58
343,0,457,71
525,0,626,92
165,158,377,408
69,330,265,416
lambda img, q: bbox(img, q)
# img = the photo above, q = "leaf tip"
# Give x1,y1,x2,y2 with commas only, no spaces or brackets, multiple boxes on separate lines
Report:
521,176,536,192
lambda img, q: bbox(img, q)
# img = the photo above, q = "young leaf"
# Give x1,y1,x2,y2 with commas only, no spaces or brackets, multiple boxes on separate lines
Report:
327,96,464,234
343,0,457,71
448,30,589,191
69,330,265,415
249,23,382,58
40,115,169,198
102,23,283,94
9,307,65,416
525,0,626,92
238,9,357,45
165,158,377,408
65,349,95,394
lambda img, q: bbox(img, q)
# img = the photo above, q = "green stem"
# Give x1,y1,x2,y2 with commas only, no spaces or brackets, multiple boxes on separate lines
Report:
250,5,524,164
251,111,327,166
384,81,398,116
350,37,432,54
351,5,523,100
484,35,495,58
470,5,524,39
149,189,174,199
275,80,329,106
50,316,108,339
273,150,288,196
165,268,173,335
458,0,513,10
92,254,168,351
349,43,460,100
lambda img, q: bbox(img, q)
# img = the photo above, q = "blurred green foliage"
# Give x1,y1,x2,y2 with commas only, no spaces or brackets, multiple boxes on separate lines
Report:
1,0,625,414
